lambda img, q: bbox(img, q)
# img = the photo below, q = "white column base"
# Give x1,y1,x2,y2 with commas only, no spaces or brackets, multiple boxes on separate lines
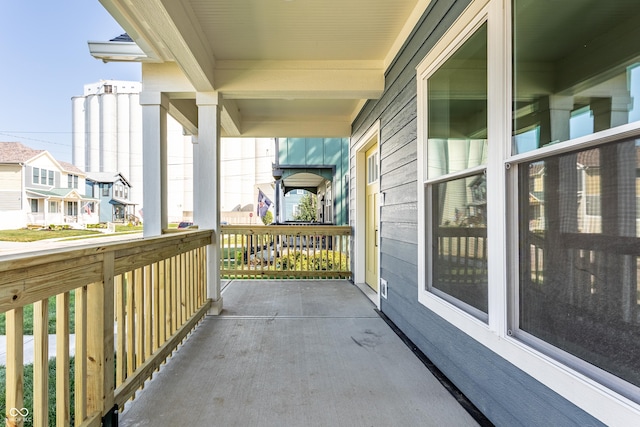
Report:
207,297,224,316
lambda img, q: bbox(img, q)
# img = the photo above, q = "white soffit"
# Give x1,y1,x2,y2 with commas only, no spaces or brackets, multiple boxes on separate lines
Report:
99,0,431,137
189,0,422,62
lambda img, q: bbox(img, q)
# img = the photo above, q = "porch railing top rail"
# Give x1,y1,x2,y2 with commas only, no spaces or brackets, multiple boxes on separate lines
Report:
220,224,351,234
0,230,212,313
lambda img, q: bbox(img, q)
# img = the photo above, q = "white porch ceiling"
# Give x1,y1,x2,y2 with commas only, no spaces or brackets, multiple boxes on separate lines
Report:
98,0,431,137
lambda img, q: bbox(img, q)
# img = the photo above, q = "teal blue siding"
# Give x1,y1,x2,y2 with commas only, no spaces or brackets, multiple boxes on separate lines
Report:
285,138,306,164
349,0,604,425
306,138,323,163
278,137,349,225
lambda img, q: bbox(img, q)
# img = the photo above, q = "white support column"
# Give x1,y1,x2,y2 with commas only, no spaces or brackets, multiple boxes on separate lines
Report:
195,92,223,314
140,92,169,237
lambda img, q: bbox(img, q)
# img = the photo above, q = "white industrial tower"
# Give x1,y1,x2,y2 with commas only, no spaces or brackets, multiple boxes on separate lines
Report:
72,80,193,221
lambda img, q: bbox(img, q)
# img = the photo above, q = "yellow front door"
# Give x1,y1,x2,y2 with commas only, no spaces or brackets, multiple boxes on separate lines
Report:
365,144,379,292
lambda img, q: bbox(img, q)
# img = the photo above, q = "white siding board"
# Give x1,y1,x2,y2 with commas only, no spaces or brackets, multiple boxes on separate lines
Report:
0,192,21,210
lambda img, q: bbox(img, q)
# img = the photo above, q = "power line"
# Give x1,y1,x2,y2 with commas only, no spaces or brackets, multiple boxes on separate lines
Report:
0,132,71,147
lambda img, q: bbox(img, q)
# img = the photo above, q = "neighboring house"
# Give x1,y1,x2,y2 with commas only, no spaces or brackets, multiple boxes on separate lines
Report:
0,142,98,230
273,137,349,225
85,172,138,224
91,1,640,424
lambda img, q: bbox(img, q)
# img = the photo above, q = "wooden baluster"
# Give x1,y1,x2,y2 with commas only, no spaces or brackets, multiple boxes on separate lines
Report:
171,255,178,335
158,259,167,346
180,252,187,326
135,268,144,368
197,248,203,306
5,308,24,427
187,252,192,319
144,265,152,361
33,299,49,427
86,252,115,420
56,292,71,427
74,286,87,426
126,271,135,377
115,275,126,386
153,262,161,353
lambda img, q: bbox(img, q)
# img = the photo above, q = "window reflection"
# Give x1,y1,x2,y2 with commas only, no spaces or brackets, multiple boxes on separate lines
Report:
513,0,640,153
426,21,488,318
432,173,488,315
428,22,487,179
518,138,640,388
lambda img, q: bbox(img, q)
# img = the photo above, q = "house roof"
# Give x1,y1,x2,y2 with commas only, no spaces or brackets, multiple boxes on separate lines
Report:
26,187,97,201
59,161,85,174
94,0,430,138
110,33,133,42
0,142,88,175
576,145,640,168
110,197,136,206
86,172,131,186
0,142,44,163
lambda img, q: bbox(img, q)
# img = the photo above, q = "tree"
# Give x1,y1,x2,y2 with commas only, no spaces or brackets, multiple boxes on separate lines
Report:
293,192,317,221
261,209,273,225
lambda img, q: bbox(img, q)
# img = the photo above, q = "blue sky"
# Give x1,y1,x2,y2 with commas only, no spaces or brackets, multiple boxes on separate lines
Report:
0,1,140,163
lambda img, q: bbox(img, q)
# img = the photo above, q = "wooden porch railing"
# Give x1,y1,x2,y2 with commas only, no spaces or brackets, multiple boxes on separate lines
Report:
0,230,212,427
220,225,351,279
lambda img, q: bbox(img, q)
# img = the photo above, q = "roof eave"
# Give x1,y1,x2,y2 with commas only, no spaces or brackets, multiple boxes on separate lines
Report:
88,40,152,63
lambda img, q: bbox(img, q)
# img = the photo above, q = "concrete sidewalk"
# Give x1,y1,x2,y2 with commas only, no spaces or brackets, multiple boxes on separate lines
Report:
0,335,76,365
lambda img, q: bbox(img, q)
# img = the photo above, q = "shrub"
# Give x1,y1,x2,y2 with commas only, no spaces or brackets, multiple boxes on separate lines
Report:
261,210,273,225
275,250,348,271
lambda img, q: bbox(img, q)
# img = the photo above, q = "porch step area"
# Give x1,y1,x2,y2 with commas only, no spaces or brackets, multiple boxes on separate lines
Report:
119,280,480,427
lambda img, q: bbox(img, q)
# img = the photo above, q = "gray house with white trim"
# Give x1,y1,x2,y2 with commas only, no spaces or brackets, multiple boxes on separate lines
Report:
91,0,640,424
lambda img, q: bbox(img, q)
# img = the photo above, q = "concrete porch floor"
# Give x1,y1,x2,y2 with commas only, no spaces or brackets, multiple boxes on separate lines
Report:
119,280,481,427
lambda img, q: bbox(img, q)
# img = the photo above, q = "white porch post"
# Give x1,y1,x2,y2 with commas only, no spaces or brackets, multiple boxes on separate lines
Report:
139,92,169,237
195,92,223,315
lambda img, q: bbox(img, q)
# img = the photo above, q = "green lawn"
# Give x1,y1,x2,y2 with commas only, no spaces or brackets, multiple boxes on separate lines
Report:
0,229,100,242
0,357,76,427
0,292,75,335
115,224,144,233
0,295,78,426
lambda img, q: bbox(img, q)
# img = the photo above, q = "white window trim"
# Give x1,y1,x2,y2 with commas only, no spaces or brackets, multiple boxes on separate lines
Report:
416,0,491,326
416,0,640,423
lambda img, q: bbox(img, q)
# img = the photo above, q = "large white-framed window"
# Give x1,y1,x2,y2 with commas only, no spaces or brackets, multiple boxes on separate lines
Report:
68,174,79,189
417,1,491,324
40,168,48,185
510,0,640,405
417,0,640,422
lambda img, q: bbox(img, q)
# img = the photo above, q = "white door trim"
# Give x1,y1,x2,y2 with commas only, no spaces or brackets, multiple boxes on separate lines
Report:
352,120,381,308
